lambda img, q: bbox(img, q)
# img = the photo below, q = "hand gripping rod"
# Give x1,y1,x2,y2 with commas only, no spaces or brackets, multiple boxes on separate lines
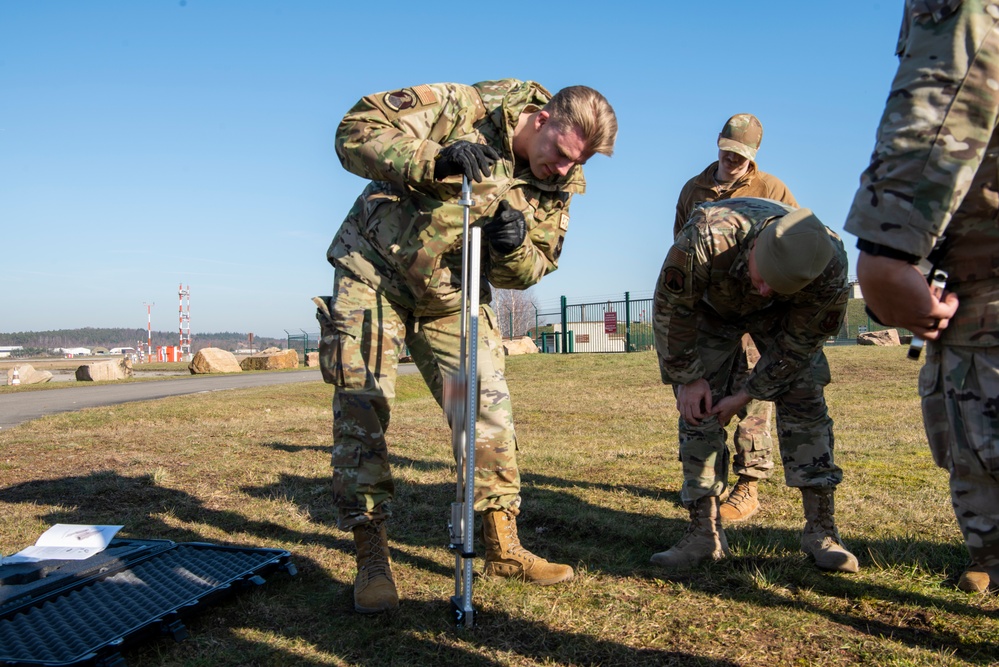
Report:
446,175,479,629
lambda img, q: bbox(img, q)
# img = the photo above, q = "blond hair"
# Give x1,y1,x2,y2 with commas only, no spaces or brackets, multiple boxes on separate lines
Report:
545,86,618,157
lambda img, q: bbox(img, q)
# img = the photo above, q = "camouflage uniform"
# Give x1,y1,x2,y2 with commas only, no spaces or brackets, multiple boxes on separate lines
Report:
675,162,798,483
655,197,849,505
844,0,999,581
325,80,582,530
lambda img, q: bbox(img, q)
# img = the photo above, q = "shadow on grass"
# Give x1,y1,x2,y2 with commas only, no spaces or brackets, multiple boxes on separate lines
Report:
0,471,353,554
514,482,999,664
237,449,999,662
0,470,737,666
632,549,999,664
132,557,742,667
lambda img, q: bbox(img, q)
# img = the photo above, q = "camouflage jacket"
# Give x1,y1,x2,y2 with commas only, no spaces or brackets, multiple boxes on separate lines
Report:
328,79,585,316
654,198,849,400
673,162,797,238
844,0,999,346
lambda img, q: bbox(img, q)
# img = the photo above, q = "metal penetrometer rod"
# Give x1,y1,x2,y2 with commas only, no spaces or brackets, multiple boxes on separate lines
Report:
448,175,479,629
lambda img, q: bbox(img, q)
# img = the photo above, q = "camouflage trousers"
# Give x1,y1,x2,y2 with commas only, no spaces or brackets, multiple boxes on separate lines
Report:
920,343,999,573
730,333,775,479
676,321,842,506
323,269,520,531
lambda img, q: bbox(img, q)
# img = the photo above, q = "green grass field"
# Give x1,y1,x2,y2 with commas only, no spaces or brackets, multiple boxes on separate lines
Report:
1,347,996,666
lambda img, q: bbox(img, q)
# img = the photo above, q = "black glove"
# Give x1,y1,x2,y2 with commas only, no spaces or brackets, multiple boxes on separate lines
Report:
482,201,527,254
433,140,500,183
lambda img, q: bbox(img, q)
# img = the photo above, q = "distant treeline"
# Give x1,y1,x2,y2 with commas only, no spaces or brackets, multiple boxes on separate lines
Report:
0,328,284,353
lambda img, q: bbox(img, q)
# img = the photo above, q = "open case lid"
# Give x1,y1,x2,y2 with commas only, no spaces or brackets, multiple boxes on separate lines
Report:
0,538,296,667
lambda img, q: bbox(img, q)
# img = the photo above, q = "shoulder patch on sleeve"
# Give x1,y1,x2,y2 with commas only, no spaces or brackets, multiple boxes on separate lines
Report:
382,88,422,113
559,213,569,231
662,244,693,296
666,244,690,268
411,84,437,105
663,267,685,294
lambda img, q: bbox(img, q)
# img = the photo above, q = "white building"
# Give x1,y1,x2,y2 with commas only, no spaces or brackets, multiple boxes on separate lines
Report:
55,347,92,357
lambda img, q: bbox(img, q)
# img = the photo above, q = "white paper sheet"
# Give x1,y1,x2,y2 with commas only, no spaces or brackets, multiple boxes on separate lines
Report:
2,524,124,564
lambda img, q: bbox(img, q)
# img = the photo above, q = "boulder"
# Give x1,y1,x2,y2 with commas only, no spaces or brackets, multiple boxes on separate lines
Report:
189,348,243,374
76,358,133,382
503,336,540,356
858,329,901,346
305,351,320,367
239,349,299,371
7,364,53,385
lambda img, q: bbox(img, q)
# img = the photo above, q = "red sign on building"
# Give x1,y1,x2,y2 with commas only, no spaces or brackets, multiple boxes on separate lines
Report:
604,311,618,334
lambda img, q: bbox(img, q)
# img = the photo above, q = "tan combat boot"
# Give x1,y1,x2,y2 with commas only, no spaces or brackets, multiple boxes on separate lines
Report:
650,496,731,569
957,564,994,593
352,521,399,613
800,487,859,573
481,508,574,585
719,475,760,522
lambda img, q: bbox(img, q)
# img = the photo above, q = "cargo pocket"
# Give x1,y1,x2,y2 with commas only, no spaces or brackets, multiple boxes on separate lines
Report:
969,351,999,475
918,352,950,470
314,296,344,386
810,351,832,387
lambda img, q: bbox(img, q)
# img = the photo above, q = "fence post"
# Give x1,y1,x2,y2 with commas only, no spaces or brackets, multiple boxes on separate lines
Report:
534,305,539,347
624,291,632,352
560,296,568,354
508,308,513,339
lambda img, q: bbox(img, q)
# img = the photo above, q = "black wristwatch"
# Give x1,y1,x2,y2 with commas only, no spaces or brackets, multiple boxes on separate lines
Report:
856,238,920,264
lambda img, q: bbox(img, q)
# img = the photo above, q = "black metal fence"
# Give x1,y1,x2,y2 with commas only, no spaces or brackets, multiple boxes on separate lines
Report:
517,293,655,354
496,291,912,354
285,330,319,361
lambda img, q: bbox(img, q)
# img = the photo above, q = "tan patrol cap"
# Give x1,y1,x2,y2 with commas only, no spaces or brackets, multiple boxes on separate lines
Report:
755,208,834,294
717,114,763,161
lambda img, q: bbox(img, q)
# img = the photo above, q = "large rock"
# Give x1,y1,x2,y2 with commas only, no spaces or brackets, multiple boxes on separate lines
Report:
503,336,540,356
7,364,53,385
239,349,299,371
189,348,243,374
858,329,901,346
305,351,320,367
76,358,133,382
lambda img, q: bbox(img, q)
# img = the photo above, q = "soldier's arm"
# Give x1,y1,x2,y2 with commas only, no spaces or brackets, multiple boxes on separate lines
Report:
745,254,848,401
334,83,476,191
486,191,573,289
844,3,999,257
673,182,694,240
673,203,689,240
653,226,711,386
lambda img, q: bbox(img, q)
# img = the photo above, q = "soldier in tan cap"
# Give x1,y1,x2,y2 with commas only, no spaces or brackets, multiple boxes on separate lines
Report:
672,115,798,523
652,197,858,573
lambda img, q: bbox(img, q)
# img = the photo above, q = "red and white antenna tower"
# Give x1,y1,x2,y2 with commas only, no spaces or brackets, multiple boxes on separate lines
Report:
143,301,155,362
179,284,191,359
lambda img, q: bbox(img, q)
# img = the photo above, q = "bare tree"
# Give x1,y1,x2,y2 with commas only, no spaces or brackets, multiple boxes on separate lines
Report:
490,288,539,339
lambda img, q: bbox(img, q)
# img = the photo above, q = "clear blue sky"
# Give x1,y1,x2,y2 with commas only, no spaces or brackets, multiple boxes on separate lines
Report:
1,1,904,339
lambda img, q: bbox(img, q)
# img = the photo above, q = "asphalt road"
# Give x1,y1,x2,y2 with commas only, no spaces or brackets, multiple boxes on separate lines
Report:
0,366,419,430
